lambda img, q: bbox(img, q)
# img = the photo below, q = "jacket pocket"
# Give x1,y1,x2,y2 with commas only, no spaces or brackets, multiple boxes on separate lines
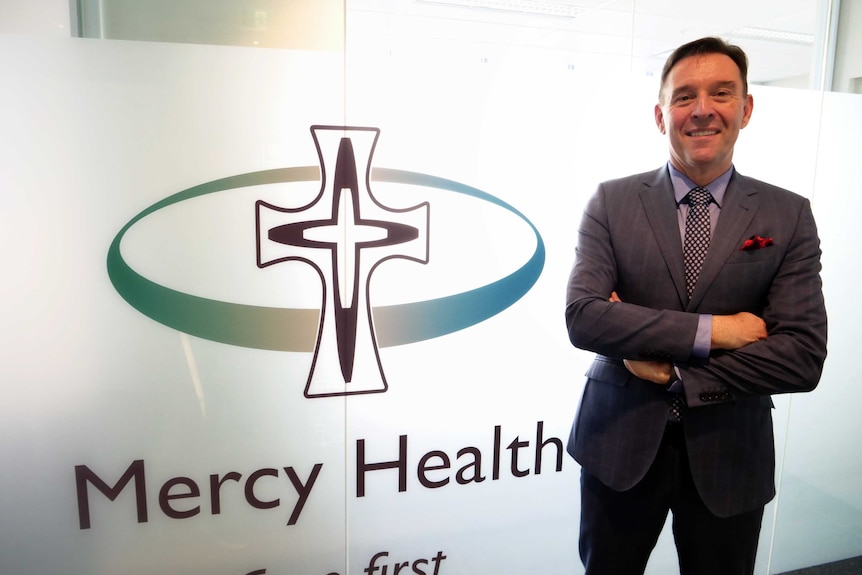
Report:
585,356,633,387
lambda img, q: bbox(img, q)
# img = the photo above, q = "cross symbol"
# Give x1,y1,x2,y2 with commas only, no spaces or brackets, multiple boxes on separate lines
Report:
256,126,429,397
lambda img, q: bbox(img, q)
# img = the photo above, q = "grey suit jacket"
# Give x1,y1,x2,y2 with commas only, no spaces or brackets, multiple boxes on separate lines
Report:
565,166,827,518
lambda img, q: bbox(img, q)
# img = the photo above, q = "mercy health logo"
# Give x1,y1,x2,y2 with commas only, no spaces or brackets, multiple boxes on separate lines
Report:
107,126,544,398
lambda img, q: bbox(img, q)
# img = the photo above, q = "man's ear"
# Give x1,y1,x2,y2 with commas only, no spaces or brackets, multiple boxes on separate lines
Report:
654,104,666,134
740,93,754,129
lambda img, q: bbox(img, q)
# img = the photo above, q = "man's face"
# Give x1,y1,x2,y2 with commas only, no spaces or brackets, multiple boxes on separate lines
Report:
654,52,753,184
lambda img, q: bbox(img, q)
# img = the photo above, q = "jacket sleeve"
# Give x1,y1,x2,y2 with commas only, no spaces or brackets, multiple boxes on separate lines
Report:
565,183,700,362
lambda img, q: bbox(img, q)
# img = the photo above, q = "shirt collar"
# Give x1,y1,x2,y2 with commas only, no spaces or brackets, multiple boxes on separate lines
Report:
667,162,733,207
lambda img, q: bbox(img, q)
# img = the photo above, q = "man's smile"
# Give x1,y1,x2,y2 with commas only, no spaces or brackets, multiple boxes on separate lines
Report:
688,129,720,137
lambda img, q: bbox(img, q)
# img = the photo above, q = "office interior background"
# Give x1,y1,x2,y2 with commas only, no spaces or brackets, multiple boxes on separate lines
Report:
1,1,861,574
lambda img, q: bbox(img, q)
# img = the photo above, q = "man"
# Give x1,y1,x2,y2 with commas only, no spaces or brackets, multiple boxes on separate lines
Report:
564,37,827,575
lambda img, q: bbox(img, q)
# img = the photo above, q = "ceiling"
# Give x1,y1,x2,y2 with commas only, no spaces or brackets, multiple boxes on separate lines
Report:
347,0,822,86
88,0,824,87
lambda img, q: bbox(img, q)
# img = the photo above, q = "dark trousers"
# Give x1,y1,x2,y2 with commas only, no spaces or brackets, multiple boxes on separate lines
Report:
579,424,764,575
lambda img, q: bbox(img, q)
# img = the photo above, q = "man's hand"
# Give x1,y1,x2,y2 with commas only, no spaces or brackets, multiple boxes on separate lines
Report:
609,292,674,385
711,312,767,350
623,359,674,385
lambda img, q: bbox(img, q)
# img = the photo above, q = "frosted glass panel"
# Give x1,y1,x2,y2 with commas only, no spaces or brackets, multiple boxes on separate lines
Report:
0,35,348,575
769,90,862,573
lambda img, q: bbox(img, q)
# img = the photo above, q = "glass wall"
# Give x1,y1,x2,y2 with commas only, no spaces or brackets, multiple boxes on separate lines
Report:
0,1,859,574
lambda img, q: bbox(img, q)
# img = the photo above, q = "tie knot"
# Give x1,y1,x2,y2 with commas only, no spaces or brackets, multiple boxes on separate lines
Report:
687,187,712,206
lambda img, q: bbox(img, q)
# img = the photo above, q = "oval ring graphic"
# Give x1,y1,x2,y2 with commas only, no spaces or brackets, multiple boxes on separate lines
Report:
107,166,545,351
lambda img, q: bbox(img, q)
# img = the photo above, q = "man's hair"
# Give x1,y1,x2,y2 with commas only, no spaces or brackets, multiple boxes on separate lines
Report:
658,36,749,102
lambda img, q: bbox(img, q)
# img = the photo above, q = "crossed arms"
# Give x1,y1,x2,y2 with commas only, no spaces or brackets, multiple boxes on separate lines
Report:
610,290,768,385
565,183,827,400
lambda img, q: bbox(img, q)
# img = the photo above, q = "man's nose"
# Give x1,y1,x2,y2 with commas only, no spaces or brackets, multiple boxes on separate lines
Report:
691,93,715,118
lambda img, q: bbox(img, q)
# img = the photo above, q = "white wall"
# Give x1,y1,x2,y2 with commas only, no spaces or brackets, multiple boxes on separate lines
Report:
834,0,862,92
0,0,70,35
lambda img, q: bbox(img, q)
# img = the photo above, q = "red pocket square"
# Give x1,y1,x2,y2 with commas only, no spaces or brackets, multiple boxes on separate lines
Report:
740,235,774,251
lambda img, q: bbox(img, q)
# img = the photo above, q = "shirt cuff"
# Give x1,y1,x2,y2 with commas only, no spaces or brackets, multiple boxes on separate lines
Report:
692,314,712,359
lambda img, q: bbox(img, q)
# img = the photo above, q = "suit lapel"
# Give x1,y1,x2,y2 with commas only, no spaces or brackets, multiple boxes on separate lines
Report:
689,171,760,309
639,168,688,307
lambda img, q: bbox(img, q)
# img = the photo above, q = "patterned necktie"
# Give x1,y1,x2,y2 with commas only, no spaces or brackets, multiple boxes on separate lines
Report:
670,187,711,423
683,187,712,299
669,391,685,423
